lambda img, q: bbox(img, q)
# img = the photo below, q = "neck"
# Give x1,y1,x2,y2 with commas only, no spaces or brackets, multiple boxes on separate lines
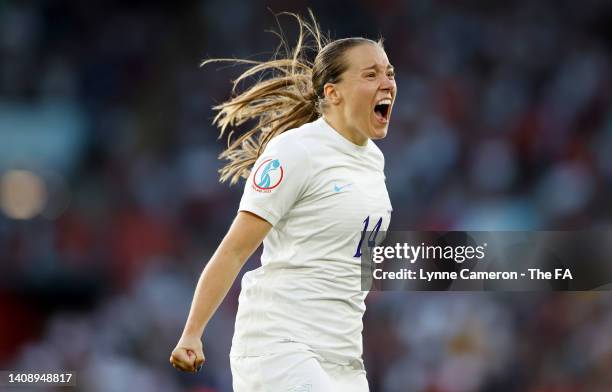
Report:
322,112,368,146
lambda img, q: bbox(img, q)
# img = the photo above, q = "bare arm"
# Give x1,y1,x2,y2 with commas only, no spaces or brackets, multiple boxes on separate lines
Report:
170,211,272,372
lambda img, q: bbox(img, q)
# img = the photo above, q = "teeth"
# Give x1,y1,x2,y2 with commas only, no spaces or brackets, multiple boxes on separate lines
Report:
376,98,392,106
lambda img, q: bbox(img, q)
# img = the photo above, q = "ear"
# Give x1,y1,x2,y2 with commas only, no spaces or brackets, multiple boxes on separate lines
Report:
323,83,342,105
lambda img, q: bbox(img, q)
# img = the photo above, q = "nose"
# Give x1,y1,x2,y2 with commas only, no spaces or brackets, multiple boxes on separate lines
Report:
380,75,395,92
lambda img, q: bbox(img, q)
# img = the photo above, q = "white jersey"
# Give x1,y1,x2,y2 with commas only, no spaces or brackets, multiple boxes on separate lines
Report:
230,116,392,365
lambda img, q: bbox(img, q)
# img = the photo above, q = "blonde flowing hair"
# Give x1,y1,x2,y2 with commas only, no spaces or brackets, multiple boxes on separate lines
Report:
202,10,383,184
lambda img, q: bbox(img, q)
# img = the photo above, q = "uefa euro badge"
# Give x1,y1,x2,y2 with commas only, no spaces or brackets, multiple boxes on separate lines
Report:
252,158,284,193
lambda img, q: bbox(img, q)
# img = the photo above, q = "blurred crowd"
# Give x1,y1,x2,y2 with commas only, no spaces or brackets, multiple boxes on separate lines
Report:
1,0,611,391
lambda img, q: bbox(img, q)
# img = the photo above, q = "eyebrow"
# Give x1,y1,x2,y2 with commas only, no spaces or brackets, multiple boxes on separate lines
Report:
361,64,395,72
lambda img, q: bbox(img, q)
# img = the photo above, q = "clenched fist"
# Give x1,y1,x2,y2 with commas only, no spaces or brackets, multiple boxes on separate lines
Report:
169,335,205,373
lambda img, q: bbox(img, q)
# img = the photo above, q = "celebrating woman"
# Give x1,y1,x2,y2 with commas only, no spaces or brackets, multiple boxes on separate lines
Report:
170,11,396,391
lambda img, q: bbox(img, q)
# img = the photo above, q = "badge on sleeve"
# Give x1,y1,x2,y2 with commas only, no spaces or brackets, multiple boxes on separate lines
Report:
252,158,284,193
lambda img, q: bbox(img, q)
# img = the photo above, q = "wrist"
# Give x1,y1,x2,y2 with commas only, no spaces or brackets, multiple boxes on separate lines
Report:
181,327,204,340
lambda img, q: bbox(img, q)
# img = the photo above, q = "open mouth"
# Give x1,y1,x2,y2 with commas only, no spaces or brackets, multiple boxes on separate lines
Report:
374,99,391,123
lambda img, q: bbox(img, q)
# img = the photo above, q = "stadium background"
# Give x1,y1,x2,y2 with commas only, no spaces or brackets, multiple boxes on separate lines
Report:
1,0,611,391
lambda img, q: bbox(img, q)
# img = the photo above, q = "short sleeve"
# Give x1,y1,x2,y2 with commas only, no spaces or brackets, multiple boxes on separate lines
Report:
238,135,311,226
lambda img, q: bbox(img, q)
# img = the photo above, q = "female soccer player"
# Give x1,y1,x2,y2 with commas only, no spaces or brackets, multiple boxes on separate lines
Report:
170,12,396,391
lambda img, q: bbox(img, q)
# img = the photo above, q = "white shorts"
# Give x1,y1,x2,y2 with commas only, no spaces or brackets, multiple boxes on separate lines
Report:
230,350,369,392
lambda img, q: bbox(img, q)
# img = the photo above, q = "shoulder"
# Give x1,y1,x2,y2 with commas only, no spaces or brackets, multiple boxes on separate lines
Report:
258,121,324,179
265,119,323,156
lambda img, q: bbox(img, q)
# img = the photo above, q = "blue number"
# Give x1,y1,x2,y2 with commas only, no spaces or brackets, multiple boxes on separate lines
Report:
354,216,383,257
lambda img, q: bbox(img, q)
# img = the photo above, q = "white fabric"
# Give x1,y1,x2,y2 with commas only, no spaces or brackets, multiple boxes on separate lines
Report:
231,116,392,367
231,350,369,392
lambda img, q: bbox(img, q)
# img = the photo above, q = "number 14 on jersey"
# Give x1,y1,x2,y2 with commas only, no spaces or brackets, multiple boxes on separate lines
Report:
354,216,383,257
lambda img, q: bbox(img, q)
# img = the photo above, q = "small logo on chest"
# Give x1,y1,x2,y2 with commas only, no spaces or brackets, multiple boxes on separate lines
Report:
333,183,353,193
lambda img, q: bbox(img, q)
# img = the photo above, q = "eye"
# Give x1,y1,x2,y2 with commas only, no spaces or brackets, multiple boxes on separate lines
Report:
387,71,395,79
365,72,376,79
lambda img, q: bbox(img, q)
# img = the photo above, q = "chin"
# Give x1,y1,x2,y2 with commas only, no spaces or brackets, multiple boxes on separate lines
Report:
369,125,389,140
